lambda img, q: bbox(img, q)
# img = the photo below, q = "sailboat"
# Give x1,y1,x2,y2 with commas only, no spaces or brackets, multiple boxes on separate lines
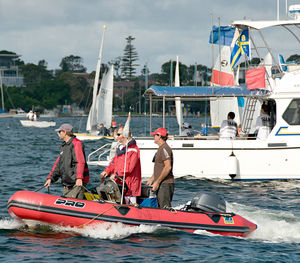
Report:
75,26,114,141
0,74,26,118
0,72,56,124
75,65,114,140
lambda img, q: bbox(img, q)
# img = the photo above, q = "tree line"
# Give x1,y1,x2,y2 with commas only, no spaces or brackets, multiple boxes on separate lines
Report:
1,35,211,113
2,37,299,114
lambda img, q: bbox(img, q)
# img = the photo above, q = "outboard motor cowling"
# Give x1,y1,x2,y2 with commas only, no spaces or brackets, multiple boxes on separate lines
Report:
96,178,122,203
190,193,226,213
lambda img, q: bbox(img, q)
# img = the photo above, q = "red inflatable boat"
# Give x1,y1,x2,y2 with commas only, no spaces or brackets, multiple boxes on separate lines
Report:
7,190,257,237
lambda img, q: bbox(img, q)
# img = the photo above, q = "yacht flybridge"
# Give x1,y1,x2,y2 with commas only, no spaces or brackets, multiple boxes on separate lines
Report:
88,5,300,180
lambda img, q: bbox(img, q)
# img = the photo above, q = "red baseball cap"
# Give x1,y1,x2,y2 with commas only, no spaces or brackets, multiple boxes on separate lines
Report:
150,127,168,137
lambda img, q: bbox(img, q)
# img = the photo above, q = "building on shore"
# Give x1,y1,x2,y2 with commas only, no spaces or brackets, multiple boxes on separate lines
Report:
0,53,24,87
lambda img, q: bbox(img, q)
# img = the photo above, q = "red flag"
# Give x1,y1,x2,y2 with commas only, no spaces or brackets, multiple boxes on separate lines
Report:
246,67,266,89
211,69,234,86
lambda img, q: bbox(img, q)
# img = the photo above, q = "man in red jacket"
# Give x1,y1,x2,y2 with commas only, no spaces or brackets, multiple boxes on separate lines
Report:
44,123,89,199
101,127,141,204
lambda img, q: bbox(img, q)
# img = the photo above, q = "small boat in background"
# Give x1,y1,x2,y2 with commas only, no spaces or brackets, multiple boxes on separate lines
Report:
40,109,57,118
0,108,27,118
76,26,114,141
20,120,56,128
74,133,113,141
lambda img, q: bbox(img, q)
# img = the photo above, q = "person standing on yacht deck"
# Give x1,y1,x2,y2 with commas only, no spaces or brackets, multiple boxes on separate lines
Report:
255,104,271,140
147,127,175,208
219,112,238,140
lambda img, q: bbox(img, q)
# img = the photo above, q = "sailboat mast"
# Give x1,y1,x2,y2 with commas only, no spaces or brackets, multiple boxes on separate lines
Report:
0,70,4,112
210,12,214,94
174,56,180,86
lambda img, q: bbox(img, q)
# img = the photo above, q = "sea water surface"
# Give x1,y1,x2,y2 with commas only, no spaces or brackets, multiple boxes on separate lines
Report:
0,116,299,262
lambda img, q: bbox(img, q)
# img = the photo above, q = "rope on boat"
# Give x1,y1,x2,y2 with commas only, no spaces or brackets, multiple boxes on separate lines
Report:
79,202,138,228
79,205,116,228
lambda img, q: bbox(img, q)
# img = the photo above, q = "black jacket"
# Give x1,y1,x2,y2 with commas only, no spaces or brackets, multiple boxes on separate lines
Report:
47,136,89,187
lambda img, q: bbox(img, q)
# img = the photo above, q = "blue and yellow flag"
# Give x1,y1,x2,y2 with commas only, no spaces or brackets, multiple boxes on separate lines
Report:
230,29,249,69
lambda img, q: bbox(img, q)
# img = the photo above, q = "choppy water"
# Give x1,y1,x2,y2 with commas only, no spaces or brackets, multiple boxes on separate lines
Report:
0,117,300,262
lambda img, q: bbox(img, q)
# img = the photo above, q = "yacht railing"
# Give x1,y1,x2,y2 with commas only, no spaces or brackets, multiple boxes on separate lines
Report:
87,143,112,163
87,135,259,166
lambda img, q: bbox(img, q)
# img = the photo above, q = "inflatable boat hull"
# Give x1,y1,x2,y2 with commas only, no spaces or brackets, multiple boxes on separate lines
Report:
7,191,257,237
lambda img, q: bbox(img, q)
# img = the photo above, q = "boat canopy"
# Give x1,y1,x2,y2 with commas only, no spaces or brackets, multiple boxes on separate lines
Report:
232,19,300,30
144,85,269,99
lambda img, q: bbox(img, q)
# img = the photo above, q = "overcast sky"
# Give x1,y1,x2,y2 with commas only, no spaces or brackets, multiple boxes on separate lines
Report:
0,0,299,74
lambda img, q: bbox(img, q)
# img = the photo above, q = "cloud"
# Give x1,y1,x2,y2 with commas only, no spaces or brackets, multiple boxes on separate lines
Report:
0,0,298,73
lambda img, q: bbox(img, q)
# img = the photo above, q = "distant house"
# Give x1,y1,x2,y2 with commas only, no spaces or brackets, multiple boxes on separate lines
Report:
73,72,94,87
114,79,158,97
0,53,23,87
114,80,135,98
72,72,157,99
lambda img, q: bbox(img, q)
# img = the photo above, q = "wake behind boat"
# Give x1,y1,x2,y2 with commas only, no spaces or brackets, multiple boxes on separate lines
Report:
7,189,257,237
20,119,56,128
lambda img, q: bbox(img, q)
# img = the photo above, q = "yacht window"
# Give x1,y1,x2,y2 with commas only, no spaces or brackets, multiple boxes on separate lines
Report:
282,99,300,125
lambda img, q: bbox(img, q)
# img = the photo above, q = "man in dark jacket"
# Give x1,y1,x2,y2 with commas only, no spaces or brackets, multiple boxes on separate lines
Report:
44,123,89,199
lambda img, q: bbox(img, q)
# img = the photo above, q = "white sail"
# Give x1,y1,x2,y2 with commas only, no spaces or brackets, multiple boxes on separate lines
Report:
259,52,272,88
0,73,4,112
174,56,183,134
174,56,180,87
210,46,240,127
86,25,107,132
210,98,241,127
211,46,234,86
234,65,240,85
96,64,114,128
122,111,131,137
175,97,183,135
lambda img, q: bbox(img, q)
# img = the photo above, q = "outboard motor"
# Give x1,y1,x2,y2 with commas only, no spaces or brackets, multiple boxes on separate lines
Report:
96,178,122,203
190,193,226,213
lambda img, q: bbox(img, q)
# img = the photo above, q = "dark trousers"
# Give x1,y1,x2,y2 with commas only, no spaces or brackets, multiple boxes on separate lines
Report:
157,183,174,208
63,185,85,199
